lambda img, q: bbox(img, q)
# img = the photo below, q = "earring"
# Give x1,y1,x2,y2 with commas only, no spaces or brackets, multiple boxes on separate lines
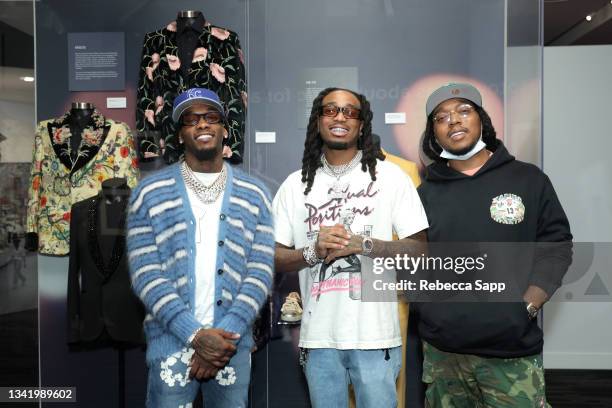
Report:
179,137,183,144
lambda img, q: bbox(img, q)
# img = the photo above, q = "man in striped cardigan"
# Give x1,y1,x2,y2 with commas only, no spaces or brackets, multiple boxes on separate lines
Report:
127,88,274,407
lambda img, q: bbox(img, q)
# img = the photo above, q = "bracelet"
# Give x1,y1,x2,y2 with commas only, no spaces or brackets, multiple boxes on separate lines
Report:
302,241,322,267
188,327,205,344
188,324,212,344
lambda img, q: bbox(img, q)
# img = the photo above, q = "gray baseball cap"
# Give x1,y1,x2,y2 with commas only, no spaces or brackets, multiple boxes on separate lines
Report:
426,83,482,116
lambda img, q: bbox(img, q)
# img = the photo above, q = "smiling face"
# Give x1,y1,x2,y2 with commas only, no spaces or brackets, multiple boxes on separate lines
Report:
179,103,227,162
318,90,363,151
432,98,482,156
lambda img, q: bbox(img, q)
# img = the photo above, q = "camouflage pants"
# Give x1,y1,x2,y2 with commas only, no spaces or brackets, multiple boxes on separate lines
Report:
422,342,550,408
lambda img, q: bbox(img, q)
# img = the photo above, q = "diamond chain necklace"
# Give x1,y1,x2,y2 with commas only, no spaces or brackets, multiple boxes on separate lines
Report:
320,150,363,179
181,160,227,204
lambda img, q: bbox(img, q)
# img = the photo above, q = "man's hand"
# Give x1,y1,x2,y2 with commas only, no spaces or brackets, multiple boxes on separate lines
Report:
324,234,363,264
316,224,351,260
189,352,220,380
191,328,239,368
523,285,549,309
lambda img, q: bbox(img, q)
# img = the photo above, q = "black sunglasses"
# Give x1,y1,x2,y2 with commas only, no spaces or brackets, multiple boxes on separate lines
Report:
181,111,224,126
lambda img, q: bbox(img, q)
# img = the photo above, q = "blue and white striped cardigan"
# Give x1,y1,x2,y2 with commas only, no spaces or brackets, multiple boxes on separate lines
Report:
126,163,274,363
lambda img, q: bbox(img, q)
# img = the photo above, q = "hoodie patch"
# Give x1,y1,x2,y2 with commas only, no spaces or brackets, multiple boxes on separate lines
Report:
490,194,525,225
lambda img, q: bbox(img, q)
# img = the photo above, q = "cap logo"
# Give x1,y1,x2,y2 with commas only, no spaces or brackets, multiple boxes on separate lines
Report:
188,89,203,99
452,89,460,95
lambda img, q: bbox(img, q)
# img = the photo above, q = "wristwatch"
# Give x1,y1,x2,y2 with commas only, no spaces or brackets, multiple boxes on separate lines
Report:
361,236,374,255
526,302,539,320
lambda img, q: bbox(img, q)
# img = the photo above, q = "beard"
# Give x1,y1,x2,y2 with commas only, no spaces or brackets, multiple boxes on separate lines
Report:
190,144,222,161
442,138,480,156
323,139,349,150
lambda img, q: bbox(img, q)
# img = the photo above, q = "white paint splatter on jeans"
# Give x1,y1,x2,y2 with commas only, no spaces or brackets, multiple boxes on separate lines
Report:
215,366,237,386
159,347,195,387
159,347,240,388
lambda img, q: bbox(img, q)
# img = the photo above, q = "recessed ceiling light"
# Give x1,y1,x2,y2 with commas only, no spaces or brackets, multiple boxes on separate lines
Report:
20,76,35,82
586,15,592,21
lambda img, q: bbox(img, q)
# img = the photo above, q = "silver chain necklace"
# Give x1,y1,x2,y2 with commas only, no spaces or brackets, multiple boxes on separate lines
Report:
320,150,362,200
320,150,363,179
181,160,227,204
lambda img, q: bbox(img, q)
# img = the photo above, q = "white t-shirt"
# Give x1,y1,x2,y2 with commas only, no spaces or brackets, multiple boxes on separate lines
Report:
273,159,428,349
185,171,225,327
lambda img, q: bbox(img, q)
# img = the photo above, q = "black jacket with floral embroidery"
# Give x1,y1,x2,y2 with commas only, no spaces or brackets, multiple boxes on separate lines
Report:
136,19,247,165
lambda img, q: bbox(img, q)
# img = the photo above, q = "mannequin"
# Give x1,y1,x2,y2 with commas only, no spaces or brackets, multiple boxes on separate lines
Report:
136,10,246,164
176,10,206,78
27,105,138,255
101,177,129,199
177,10,205,32
68,102,95,160
68,177,142,408
24,102,105,252
67,177,144,349
100,177,130,232
177,9,204,20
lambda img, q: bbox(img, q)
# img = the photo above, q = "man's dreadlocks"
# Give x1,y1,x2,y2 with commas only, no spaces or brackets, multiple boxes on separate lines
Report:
301,87,384,195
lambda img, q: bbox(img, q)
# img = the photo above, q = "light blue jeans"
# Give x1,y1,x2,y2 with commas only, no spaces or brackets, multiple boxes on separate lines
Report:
303,347,402,408
146,346,250,408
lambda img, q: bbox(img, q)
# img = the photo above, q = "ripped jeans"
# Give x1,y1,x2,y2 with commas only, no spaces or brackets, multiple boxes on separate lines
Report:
301,347,402,408
146,346,251,408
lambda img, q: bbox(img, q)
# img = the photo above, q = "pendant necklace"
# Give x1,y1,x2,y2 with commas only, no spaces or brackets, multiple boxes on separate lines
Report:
320,150,362,200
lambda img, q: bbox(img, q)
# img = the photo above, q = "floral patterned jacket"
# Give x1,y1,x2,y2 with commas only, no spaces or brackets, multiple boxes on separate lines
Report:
27,110,139,256
136,19,247,165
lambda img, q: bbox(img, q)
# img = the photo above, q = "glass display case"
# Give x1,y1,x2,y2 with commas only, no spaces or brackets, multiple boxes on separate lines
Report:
18,0,545,406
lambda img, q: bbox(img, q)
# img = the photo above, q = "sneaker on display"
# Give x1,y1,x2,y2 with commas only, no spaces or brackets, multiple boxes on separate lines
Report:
280,292,303,323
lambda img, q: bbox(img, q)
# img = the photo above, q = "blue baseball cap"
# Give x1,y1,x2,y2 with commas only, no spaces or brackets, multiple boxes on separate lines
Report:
426,83,482,116
172,88,226,123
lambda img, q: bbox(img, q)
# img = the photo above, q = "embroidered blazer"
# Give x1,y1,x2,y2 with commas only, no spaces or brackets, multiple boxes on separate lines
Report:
136,19,247,165
26,111,139,256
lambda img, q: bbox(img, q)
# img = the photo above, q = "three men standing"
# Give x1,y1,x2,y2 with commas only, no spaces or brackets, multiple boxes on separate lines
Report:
127,83,571,408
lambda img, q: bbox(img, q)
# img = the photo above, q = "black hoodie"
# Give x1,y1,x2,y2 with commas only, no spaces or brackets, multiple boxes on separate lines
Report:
415,143,572,358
